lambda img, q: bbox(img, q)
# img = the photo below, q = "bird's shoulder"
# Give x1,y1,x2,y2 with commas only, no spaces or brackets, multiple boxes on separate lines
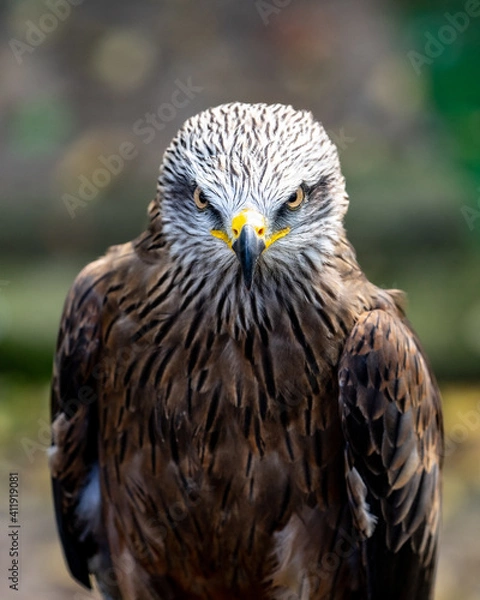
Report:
338,307,443,597
66,232,170,312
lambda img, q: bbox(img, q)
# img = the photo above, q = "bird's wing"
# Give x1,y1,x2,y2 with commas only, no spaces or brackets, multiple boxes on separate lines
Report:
338,309,443,600
50,258,112,589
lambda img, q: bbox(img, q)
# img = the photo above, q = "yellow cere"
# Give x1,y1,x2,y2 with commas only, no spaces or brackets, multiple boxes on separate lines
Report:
230,210,266,239
210,208,290,249
265,227,290,248
210,229,232,247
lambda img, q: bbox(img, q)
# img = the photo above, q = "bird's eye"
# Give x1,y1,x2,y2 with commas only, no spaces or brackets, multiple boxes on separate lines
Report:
285,186,305,210
193,187,209,210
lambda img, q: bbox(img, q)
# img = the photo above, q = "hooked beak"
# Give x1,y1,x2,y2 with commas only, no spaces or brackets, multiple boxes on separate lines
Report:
231,210,266,289
210,209,290,289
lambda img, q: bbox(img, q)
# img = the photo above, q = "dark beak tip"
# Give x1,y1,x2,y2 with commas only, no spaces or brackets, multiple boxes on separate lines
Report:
232,225,265,289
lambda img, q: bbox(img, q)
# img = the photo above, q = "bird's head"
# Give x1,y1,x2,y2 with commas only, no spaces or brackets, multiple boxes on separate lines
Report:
158,103,349,290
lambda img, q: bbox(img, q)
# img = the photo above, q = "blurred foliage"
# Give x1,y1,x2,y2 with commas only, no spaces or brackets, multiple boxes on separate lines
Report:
0,2,479,599
0,1,478,382
9,97,75,155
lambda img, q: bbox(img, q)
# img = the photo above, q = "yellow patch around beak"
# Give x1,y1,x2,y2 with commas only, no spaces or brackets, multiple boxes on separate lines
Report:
211,209,290,249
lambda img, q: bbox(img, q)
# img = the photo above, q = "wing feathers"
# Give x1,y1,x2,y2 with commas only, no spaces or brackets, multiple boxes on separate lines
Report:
50,258,112,590
339,309,443,599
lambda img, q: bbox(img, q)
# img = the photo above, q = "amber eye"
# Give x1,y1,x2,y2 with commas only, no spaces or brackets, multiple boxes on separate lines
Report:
285,186,305,210
193,187,209,210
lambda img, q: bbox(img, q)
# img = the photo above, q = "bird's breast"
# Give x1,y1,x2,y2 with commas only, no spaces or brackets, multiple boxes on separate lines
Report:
98,289,349,590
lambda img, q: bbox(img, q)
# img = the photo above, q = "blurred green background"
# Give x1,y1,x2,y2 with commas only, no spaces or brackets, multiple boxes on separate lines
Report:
0,1,479,598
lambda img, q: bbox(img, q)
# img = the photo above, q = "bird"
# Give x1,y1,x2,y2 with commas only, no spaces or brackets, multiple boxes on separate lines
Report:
50,102,443,600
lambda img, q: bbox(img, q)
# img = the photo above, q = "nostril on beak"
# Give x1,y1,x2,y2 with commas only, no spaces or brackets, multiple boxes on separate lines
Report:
257,227,265,237
233,227,239,237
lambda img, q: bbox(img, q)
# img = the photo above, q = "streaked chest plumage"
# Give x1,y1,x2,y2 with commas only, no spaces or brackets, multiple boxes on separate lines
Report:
95,263,355,592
